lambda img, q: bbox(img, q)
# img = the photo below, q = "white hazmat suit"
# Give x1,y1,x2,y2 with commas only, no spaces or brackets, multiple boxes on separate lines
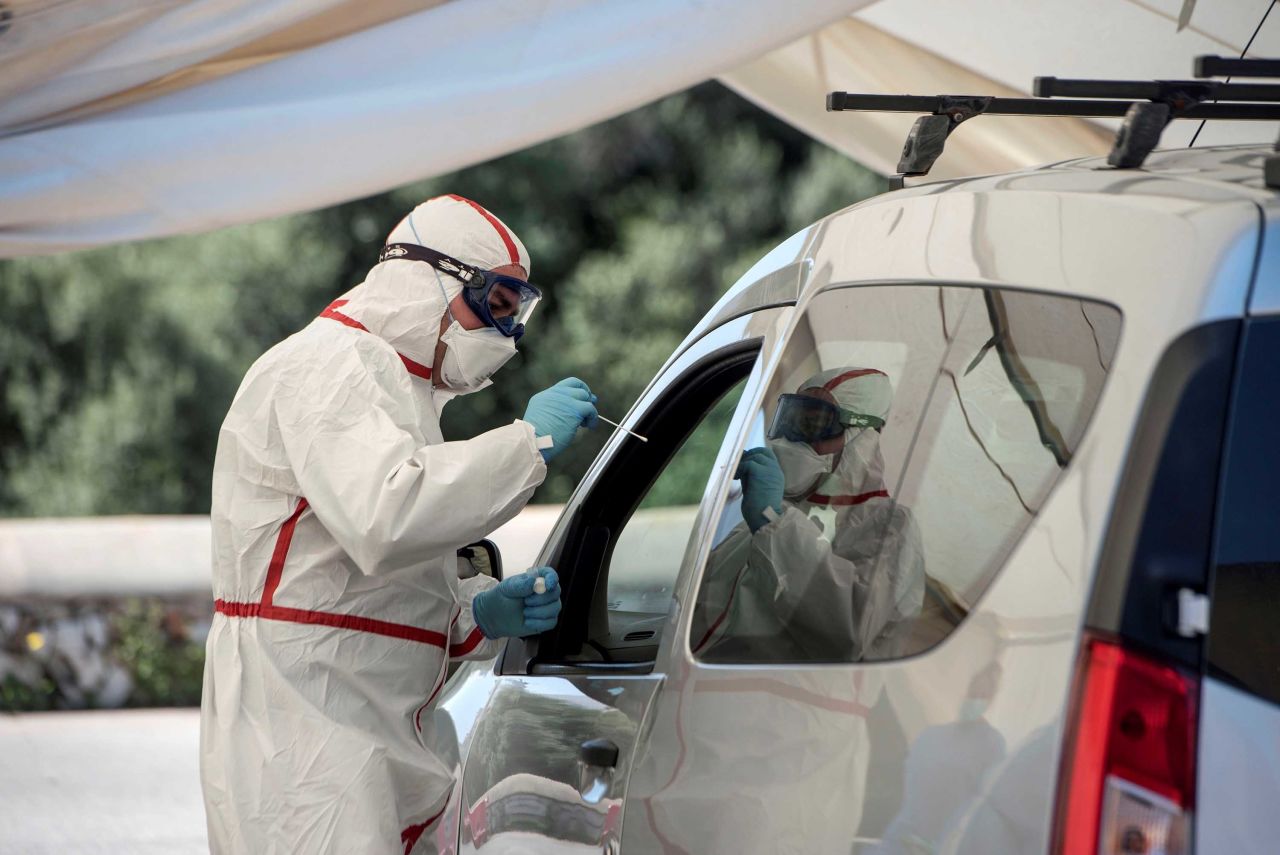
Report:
693,368,926,663
200,196,546,854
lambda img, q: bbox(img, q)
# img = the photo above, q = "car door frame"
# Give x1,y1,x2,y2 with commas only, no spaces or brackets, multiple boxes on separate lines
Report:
448,303,797,853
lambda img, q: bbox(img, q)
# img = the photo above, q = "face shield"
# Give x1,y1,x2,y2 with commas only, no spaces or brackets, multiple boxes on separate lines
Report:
767,393,885,444
380,242,541,339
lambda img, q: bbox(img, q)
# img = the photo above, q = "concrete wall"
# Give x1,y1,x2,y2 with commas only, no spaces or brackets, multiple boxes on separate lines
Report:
0,505,568,597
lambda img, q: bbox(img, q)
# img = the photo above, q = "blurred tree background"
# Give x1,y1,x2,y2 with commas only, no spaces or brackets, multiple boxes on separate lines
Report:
0,82,884,516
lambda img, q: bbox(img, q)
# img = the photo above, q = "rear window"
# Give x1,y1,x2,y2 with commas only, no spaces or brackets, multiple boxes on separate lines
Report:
1209,316,1280,706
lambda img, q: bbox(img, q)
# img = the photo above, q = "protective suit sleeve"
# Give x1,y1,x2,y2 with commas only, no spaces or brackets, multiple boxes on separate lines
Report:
743,505,925,661
451,574,504,661
274,335,547,577
689,523,753,654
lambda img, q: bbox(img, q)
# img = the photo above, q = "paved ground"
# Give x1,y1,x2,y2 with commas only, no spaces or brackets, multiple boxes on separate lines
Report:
0,709,207,854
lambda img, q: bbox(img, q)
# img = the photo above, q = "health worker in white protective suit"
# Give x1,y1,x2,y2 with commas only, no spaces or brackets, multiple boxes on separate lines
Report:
692,367,925,662
200,195,598,854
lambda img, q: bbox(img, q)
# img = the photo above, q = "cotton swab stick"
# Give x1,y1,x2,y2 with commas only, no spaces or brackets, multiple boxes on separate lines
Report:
598,414,648,442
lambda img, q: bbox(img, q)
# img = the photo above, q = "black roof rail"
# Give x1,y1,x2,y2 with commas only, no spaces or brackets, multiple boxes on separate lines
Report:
1195,56,1280,79
1035,76,1280,103
1196,55,1280,189
826,55,1280,189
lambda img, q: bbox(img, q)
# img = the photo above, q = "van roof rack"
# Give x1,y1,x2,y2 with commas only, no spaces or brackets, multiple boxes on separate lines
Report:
827,55,1280,190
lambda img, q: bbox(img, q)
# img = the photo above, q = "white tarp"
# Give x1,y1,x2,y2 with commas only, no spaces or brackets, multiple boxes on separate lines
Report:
0,0,868,256
1,0,1278,257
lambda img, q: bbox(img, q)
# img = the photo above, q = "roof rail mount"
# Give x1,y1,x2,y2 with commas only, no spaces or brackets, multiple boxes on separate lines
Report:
826,55,1280,189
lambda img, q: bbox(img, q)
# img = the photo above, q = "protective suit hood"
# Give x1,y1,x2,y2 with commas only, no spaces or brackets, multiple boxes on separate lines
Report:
693,364,926,665
798,367,893,503
323,194,532,396
329,259,456,379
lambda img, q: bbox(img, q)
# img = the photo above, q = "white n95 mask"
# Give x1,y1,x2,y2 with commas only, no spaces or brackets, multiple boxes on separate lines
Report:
767,438,834,499
438,321,517,392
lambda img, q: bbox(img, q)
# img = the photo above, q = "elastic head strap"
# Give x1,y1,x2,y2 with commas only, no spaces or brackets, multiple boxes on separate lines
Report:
380,243,485,288
841,411,886,431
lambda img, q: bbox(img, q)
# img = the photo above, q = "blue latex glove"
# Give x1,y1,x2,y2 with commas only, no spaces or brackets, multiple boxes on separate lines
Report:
471,567,562,639
522,378,600,462
736,447,785,533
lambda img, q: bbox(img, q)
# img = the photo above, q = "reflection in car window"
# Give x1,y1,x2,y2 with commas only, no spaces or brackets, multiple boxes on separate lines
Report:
600,379,748,655
691,285,1120,664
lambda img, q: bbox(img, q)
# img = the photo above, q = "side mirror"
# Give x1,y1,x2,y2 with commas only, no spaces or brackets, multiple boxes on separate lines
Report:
457,539,503,581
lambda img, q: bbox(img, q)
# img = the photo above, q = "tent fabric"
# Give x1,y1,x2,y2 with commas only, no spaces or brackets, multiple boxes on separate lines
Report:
723,0,1280,179
0,1,450,134
720,16,1116,182
0,0,869,257
2,0,1279,257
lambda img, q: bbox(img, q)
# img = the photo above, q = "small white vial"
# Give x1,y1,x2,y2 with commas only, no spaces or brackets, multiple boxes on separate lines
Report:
533,577,547,595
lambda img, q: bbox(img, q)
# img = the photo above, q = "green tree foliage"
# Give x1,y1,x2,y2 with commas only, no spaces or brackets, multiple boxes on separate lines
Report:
111,599,206,707
0,83,884,516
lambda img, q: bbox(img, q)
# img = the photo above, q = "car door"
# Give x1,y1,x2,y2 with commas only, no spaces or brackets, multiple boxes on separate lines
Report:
622,281,1122,853
451,301,796,853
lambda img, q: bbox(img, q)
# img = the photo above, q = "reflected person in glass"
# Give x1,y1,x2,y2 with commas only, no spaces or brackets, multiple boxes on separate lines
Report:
692,368,925,662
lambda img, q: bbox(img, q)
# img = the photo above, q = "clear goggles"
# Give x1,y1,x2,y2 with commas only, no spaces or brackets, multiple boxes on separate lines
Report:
767,393,885,443
380,242,542,340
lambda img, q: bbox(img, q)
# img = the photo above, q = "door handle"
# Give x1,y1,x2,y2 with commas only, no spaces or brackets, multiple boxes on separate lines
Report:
578,738,619,804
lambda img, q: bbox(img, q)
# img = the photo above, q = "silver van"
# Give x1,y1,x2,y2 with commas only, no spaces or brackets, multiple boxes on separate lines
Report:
428,140,1280,855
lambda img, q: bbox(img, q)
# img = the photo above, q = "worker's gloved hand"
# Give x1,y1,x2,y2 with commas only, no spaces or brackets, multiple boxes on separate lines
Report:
471,567,562,639
522,378,599,462
737,447,785,533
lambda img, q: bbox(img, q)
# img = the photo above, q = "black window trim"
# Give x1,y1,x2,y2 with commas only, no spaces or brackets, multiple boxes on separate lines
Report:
500,338,763,676
1205,315,1280,707
1088,320,1241,671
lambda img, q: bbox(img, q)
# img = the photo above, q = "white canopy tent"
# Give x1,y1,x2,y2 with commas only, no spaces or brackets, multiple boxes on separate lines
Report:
1,0,1277,257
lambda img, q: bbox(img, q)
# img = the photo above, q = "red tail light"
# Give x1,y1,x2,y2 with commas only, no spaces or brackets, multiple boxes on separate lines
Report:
1055,636,1199,855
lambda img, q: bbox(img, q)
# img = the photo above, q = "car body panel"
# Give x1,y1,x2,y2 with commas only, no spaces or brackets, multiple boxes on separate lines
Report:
624,152,1263,852
1247,212,1280,316
439,145,1274,853
1195,678,1280,854
434,304,796,852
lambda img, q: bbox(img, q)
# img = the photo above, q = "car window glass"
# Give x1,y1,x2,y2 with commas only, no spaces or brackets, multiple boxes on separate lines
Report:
600,378,748,657
691,284,1120,664
1208,317,1280,705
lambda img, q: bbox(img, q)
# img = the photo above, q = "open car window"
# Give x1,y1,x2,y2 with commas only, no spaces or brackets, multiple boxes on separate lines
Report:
592,377,748,662
513,309,793,675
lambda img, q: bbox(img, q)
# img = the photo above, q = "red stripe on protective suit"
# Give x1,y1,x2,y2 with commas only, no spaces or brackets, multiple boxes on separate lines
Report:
395,354,433,381
214,497,450,648
806,490,889,507
445,194,520,265
319,300,433,380
400,801,449,855
821,368,886,392
692,566,748,654
261,498,309,606
215,601,451,647
415,608,461,732
449,626,485,657
693,677,871,717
